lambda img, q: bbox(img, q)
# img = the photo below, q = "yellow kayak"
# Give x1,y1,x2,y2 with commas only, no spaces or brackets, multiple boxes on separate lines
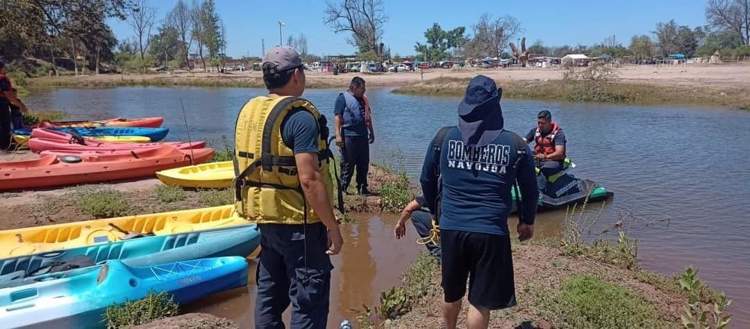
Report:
91,135,151,143
156,161,234,189
0,205,248,258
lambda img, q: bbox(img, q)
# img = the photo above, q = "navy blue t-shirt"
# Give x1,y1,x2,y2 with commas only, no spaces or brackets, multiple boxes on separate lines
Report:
334,93,368,137
0,77,10,108
420,127,538,236
280,108,319,154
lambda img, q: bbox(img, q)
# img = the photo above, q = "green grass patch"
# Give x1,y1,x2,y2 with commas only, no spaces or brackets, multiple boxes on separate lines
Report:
104,291,179,328
75,187,131,218
379,172,412,212
154,185,187,203
359,253,438,326
21,111,66,126
198,188,234,207
211,148,234,162
536,275,671,329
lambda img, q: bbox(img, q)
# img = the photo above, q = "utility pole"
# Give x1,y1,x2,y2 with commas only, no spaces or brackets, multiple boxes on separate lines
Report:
278,21,285,46
262,38,265,56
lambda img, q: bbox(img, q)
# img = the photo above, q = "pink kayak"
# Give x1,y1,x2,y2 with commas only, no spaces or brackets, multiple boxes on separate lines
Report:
38,116,164,128
28,137,206,153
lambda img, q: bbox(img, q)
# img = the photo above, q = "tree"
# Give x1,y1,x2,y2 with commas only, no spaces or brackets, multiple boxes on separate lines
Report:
706,0,750,45
191,0,206,71
167,0,193,69
464,14,521,59
697,29,744,56
629,35,656,61
527,40,548,56
655,20,703,58
288,34,309,59
324,0,387,57
127,0,155,71
2,0,131,75
414,23,466,62
149,25,182,69
197,0,224,72
590,35,631,59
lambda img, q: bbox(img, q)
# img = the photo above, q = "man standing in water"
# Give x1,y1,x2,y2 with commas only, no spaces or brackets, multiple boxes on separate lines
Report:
420,75,538,329
335,77,375,195
233,47,343,329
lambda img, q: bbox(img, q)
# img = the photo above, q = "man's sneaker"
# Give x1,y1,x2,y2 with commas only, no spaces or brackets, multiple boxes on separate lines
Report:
357,186,371,196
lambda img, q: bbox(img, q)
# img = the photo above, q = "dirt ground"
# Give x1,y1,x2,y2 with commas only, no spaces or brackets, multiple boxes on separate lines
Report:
388,242,685,329
31,63,750,90
130,313,238,329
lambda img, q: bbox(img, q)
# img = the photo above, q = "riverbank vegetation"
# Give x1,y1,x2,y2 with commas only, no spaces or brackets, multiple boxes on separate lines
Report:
105,292,180,329
357,203,733,328
394,70,750,110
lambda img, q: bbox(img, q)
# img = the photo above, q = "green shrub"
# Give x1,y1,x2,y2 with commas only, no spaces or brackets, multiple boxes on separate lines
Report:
379,173,412,212
679,267,731,329
22,111,66,126
104,291,179,328
198,188,234,207
154,185,187,203
376,287,410,320
76,188,131,218
538,275,671,329
212,148,234,162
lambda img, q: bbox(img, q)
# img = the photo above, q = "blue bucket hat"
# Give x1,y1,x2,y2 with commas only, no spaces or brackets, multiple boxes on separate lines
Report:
458,75,504,147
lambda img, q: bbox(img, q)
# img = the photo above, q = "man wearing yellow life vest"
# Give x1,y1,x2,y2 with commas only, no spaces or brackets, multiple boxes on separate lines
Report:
233,47,343,328
524,110,567,180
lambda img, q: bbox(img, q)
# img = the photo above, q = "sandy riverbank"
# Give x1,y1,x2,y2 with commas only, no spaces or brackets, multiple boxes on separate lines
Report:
27,63,750,90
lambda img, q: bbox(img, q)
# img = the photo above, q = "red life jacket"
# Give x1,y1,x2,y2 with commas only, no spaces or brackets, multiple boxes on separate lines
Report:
534,122,562,156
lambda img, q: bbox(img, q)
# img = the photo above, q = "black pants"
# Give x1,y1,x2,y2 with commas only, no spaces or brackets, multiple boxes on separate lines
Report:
340,135,369,191
0,102,11,150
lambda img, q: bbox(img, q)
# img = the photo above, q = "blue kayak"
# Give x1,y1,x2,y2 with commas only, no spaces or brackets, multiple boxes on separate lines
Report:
0,256,248,329
14,127,170,142
0,224,260,283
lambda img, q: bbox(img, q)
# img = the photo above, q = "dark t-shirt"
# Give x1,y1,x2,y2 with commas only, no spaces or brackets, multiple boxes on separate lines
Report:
334,93,368,137
525,128,566,147
280,108,319,154
0,77,10,107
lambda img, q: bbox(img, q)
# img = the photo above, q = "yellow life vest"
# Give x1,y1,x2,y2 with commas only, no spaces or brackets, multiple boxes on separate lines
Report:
233,95,336,224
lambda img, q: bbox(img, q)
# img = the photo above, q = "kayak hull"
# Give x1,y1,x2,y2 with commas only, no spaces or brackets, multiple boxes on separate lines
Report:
27,137,205,153
40,116,164,128
0,205,248,258
0,257,248,329
18,127,169,142
0,146,214,191
156,161,234,189
0,225,260,282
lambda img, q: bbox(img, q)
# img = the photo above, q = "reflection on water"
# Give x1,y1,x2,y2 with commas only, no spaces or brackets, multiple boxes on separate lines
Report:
26,87,750,326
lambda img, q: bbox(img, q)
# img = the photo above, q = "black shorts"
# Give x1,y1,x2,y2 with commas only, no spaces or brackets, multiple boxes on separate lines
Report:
440,229,516,310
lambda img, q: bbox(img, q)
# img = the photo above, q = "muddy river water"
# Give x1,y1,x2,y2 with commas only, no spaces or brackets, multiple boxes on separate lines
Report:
25,87,750,327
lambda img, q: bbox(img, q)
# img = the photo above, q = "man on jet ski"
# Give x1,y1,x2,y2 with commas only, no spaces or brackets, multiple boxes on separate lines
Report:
524,110,566,178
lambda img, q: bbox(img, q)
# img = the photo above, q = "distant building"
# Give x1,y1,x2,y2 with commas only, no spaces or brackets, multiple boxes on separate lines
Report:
562,54,591,66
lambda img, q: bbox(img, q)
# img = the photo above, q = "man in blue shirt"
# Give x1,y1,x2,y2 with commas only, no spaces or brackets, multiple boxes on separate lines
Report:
249,47,343,329
334,77,375,195
420,75,538,329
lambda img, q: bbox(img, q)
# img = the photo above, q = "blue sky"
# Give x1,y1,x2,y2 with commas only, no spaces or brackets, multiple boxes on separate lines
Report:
108,0,708,58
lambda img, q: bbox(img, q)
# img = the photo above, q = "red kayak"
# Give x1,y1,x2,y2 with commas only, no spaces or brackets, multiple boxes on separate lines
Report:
28,138,205,153
39,116,164,128
0,145,214,191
